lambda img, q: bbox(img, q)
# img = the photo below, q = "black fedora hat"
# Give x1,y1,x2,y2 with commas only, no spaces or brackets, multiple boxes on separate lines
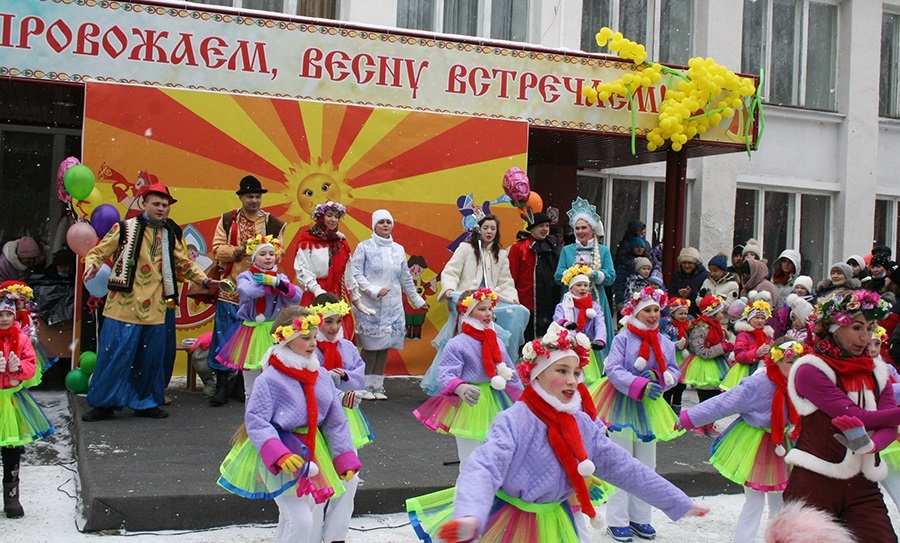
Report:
236,175,268,195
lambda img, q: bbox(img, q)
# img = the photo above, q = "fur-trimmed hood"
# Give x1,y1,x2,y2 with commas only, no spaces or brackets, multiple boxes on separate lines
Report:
733,320,774,337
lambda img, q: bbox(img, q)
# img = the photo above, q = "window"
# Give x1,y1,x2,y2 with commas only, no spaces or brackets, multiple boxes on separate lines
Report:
191,0,337,18
742,0,838,111
733,186,830,282
881,12,900,118
396,0,528,41
873,198,900,259
580,0,694,65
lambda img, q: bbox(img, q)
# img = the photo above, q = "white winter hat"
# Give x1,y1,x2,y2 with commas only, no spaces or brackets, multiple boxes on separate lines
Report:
743,239,762,259
371,209,394,231
793,275,813,294
775,249,801,274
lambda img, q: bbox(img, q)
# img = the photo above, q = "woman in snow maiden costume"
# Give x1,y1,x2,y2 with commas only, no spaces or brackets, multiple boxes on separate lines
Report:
677,338,803,543
422,322,707,543
554,197,615,352
310,294,371,543
217,306,361,543
216,235,301,398
554,264,606,388
294,201,373,341
592,286,685,541
680,295,733,435
721,297,773,392
351,209,428,401
783,289,900,542
0,290,54,518
414,288,523,472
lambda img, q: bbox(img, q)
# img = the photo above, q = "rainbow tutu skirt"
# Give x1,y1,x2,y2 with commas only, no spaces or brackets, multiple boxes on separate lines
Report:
720,362,759,392
680,354,729,388
881,440,900,471
345,406,375,450
0,385,55,447
215,320,273,371
592,379,683,443
218,428,344,503
406,487,579,543
413,382,514,441
710,419,791,491
582,349,604,388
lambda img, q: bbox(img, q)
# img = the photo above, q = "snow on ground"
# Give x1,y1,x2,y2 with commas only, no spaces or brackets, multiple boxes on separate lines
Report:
15,391,900,542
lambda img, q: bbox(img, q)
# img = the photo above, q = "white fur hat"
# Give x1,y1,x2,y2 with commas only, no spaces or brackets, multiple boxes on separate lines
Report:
371,209,394,231
793,275,813,294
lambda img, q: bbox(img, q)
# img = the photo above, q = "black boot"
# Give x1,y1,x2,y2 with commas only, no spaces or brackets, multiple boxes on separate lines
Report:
2,446,23,518
228,371,245,403
209,371,229,406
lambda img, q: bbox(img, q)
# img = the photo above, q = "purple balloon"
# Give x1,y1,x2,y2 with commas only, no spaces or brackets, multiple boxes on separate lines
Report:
90,204,121,238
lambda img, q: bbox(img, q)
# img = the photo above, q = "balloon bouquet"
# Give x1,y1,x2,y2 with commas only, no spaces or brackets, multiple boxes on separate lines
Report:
57,158,122,392
502,166,543,229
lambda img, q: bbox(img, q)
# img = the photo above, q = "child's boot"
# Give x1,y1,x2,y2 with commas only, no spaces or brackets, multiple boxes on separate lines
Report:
2,446,24,518
210,370,230,406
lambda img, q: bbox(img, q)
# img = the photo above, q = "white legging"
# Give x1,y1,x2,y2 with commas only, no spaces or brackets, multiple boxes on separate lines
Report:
733,488,783,543
243,368,261,399
605,432,656,528
455,437,483,474
310,473,360,543
273,492,317,543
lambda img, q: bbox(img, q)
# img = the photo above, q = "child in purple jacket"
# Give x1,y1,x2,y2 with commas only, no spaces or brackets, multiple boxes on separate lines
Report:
215,234,301,398
424,322,708,543
592,286,685,541
555,264,606,389
678,338,802,543
217,306,361,543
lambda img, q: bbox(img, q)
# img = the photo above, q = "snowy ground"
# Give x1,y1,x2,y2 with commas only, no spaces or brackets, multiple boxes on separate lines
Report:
15,391,900,542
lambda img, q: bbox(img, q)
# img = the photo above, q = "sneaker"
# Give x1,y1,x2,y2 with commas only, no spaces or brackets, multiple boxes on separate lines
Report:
81,408,114,422
607,526,634,542
361,389,376,401
134,407,169,419
629,522,657,540
373,388,388,401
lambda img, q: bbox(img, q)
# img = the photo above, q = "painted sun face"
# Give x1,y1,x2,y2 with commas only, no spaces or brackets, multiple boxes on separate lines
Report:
296,173,342,217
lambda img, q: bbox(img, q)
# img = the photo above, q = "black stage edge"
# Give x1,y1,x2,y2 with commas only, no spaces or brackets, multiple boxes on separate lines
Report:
70,378,738,532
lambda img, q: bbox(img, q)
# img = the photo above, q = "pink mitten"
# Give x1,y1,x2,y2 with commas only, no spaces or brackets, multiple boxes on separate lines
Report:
437,517,478,543
832,415,874,454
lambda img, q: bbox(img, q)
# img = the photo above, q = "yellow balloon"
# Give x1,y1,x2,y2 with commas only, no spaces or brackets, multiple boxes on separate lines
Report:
75,187,103,218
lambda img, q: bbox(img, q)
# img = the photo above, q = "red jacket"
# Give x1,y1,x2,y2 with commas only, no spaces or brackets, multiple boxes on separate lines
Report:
733,320,774,366
0,328,36,389
508,237,535,311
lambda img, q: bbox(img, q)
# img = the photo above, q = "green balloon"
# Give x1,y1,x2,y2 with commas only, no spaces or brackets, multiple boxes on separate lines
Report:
63,164,95,200
79,351,98,375
65,368,90,394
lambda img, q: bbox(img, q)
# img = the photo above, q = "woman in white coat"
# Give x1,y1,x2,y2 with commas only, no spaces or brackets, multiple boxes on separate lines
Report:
352,210,428,400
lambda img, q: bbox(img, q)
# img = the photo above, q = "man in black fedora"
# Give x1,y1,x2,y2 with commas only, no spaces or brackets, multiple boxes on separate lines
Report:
207,175,286,406
507,211,560,341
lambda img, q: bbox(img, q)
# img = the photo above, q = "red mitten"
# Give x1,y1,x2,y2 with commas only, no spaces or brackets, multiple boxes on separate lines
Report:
437,518,478,543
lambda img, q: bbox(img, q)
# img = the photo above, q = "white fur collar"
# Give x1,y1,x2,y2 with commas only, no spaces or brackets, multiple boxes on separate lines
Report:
316,330,342,343
262,343,320,371
575,239,594,249
1,241,27,272
532,382,581,414
734,320,774,337
460,315,494,331
627,316,659,331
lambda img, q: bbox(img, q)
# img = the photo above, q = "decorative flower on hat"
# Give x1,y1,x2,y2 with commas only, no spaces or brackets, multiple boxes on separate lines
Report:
817,289,889,327
310,300,351,318
561,265,593,287
621,286,668,316
668,297,690,311
245,234,283,256
457,287,499,315
699,295,724,316
517,324,591,384
0,282,35,312
742,299,773,320
272,314,322,344
769,341,805,364
311,201,346,221
873,325,888,342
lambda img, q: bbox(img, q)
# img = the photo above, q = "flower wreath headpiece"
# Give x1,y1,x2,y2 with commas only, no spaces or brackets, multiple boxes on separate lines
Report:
272,313,322,344
699,295,724,316
742,299,772,320
817,289,889,327
312,201,347,221
245,234,283,256
457,287,499,316
561,264,593,287
621,286,668,317
517,323,592,385
311,300,351,318
0,281,35,312
668,297,690,311
873,324,888,342
768,340,806,364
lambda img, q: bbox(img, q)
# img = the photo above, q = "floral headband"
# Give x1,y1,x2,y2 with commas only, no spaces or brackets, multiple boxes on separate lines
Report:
561,264,593,287
457,288,499,316
517,323,591,385
668,297,690,311
742,299,772,320
245,234,283,256
312,201,347,221
768,340,805,364
621,286,668,316
817,289,889,327
0,283,35,312
272,314,322,344
311,300,351,318
699,295,724,316
873,325,887,341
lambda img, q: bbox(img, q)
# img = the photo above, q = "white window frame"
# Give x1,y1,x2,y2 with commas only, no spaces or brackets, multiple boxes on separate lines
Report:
398,0,529,41
190,0,340,18
747,0,839,110
882,8,900,118
875,196,900,255
580,0,695,62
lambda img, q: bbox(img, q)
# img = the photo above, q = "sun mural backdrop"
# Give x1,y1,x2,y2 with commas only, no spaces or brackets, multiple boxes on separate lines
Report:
82,82,528,375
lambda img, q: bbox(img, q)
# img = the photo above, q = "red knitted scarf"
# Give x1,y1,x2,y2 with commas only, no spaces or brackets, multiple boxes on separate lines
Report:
250,265,277,316
819,353,876,393
520,386,595,520
317,340,342,371
697,315,725,347
626,323,668,383
670,319,690,340
296,227,351,298
573,296,593,332
766,364,800,444
750,327,769,352
268,354,319,458
462,322,503,380
0,324,20,359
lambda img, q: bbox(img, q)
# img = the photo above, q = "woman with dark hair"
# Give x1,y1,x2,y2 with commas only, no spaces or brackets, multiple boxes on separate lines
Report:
783,289,900,541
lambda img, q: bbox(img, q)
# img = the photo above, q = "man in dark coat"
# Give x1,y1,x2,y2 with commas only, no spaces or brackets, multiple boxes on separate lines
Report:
508,212,560,341
667,246,709,316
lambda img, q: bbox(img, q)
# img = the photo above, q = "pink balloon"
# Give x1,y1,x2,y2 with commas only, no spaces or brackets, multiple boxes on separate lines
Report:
66,222,99,257
56,156,80,203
